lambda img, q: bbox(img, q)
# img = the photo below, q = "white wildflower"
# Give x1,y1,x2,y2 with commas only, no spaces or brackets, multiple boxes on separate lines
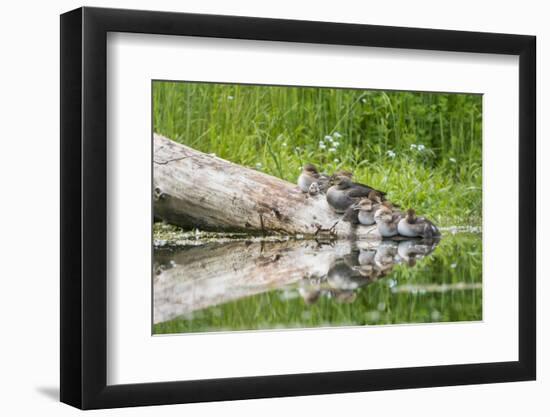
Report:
417,144,426,151
319,142,326,149
410,144,417,150
227,95,234,100
367,311,381,321
333,132,342,139
324,135,333,142
328,147,336,152
334,158,339,163
301,311,312,320
333,141,340,147
386,150,396,158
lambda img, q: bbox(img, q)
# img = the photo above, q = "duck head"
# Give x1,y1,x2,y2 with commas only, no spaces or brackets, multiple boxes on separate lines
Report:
331,175,353,189
405,208,417,224
374,206,393,223
329,170,352,185
333,169,353,179
381,200,395,210
302,163,319,175
353,198,374,212
367,190,383,204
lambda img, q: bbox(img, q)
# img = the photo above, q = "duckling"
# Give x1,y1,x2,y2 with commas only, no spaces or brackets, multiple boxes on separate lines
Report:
353,197,380,226
298,164,331,194
374,205,402,237
297,164,320,192
308,182,320,196
380,200,402,215
367,190,384,204
397,209,440,238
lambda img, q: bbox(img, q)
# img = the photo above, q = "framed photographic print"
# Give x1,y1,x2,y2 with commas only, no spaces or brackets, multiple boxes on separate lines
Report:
60,6,536,409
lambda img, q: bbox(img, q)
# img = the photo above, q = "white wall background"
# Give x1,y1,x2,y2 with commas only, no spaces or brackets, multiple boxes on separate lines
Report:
0,0,545,415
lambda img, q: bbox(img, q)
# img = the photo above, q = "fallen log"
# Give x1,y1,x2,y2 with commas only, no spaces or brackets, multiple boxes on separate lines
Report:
153,133,380,239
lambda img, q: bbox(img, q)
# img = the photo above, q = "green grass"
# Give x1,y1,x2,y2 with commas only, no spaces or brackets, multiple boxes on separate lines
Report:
154,232,482,333
153,81,482,227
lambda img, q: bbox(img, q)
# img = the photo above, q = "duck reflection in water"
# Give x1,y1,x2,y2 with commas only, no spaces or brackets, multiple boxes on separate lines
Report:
296,238,439,305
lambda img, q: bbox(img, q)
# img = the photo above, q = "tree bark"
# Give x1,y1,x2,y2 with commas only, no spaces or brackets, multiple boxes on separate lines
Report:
153,133,380,239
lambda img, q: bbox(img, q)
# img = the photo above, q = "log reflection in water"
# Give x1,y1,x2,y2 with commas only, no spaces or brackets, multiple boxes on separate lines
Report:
153,238,439,324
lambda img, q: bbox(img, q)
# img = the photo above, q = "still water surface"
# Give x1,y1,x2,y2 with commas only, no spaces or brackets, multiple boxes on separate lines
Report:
153,232,481,334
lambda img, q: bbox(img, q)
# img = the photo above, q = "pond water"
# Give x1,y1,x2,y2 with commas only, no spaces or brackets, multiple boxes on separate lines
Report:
153,231,482,334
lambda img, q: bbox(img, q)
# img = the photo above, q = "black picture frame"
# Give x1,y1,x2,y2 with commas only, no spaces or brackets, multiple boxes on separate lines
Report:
60,6,536,410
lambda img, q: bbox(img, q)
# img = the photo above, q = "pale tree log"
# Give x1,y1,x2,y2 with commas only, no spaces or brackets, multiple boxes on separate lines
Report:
153,133,380,239
153,239,368,324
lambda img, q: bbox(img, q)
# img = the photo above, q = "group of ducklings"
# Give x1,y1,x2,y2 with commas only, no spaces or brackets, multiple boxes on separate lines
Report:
298,163,440,239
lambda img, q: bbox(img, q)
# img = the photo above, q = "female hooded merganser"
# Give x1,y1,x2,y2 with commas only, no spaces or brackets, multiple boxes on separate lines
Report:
397,209,440,238
298,164,330,193
327,176,380,213
374,203,402,237
327,176,361,213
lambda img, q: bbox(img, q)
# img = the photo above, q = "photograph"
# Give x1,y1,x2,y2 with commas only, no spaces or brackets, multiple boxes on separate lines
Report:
52,3,538,411
152,81,482,335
